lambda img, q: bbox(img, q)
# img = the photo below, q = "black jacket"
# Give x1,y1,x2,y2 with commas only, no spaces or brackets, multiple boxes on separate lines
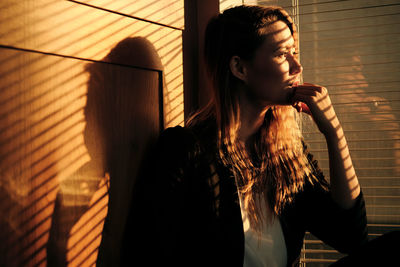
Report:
122,122,368,267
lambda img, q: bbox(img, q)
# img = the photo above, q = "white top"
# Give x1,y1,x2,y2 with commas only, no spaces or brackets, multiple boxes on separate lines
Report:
237,192,287,267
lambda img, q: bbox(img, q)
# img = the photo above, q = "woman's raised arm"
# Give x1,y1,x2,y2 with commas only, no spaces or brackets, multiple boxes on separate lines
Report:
291,82,361,209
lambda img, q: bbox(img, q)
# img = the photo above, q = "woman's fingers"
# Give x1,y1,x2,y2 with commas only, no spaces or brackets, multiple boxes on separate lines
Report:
288,84,324,102
290,90,310,104
291,100,312,115
289,84,323,116
299,102,311,115
290,84,325,116
288,86,310,114
293,89,318,96
290,84,327,103
293,85,324,94
290,82,340,136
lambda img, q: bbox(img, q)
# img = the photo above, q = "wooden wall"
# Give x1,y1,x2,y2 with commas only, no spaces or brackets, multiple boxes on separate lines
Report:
0,0,184,266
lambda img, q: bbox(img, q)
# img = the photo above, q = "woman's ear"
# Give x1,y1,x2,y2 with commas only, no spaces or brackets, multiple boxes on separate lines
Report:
229,55,248,83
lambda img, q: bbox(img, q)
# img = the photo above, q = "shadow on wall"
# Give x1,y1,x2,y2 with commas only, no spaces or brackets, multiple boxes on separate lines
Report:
47,37,163,266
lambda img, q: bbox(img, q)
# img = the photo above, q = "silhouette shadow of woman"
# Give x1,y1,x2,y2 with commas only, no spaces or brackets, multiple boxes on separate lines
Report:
47,37,164,266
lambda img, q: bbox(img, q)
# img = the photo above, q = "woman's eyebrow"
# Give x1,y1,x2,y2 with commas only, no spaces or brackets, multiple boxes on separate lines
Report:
273,43,295,52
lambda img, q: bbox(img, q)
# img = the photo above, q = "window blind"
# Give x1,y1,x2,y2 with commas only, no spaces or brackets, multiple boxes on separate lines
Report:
222,0,400,265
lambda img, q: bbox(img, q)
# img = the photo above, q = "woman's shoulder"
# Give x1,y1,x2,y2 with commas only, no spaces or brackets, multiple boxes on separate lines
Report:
162,116,216,143
156,125,198,158
156,117,217,161
159,125,194,144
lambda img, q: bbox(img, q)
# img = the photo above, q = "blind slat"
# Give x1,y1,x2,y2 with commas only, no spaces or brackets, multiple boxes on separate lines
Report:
330,91,400,96
301,32,400,43
304,61,400,70
307,139,400,143
279,0,351,10
301,22,400,34
300,12,400,25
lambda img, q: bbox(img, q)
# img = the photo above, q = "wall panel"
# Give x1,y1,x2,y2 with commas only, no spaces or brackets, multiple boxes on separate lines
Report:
0,0,184,127
0,0,184,265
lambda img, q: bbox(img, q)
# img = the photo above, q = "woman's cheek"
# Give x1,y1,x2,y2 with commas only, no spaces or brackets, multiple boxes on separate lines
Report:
249,62,288,102
254,61,290,103
278,60,290,75
257,79,282,102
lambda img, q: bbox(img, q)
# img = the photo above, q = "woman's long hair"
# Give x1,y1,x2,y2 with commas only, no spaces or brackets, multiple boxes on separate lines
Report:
186,5,325,241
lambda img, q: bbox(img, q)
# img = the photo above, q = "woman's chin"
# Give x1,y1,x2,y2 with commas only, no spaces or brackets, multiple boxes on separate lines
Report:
257,98,291,107
253,90,294,106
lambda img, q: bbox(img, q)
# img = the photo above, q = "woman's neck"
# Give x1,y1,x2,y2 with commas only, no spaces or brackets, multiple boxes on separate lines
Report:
237,89,271,144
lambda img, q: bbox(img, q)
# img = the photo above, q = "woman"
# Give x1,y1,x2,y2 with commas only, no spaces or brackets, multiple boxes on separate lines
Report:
122,5,370,267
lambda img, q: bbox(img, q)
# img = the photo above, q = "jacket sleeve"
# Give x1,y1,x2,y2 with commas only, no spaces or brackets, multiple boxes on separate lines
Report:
299,140,369,255
121,126,196,266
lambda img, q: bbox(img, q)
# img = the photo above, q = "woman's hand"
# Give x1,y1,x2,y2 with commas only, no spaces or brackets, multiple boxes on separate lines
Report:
290,82,341,137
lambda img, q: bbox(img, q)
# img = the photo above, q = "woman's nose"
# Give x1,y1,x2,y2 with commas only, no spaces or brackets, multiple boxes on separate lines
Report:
289,56,303,76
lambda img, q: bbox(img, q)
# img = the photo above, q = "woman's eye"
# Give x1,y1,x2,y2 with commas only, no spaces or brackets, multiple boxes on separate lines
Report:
276,52,287,58
276,51,298,59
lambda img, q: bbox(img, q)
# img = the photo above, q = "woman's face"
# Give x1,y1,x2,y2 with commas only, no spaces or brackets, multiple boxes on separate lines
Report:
243,20,303,105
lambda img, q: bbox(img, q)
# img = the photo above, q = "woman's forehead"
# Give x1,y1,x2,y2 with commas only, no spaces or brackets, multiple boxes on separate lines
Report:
260,20,295,52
